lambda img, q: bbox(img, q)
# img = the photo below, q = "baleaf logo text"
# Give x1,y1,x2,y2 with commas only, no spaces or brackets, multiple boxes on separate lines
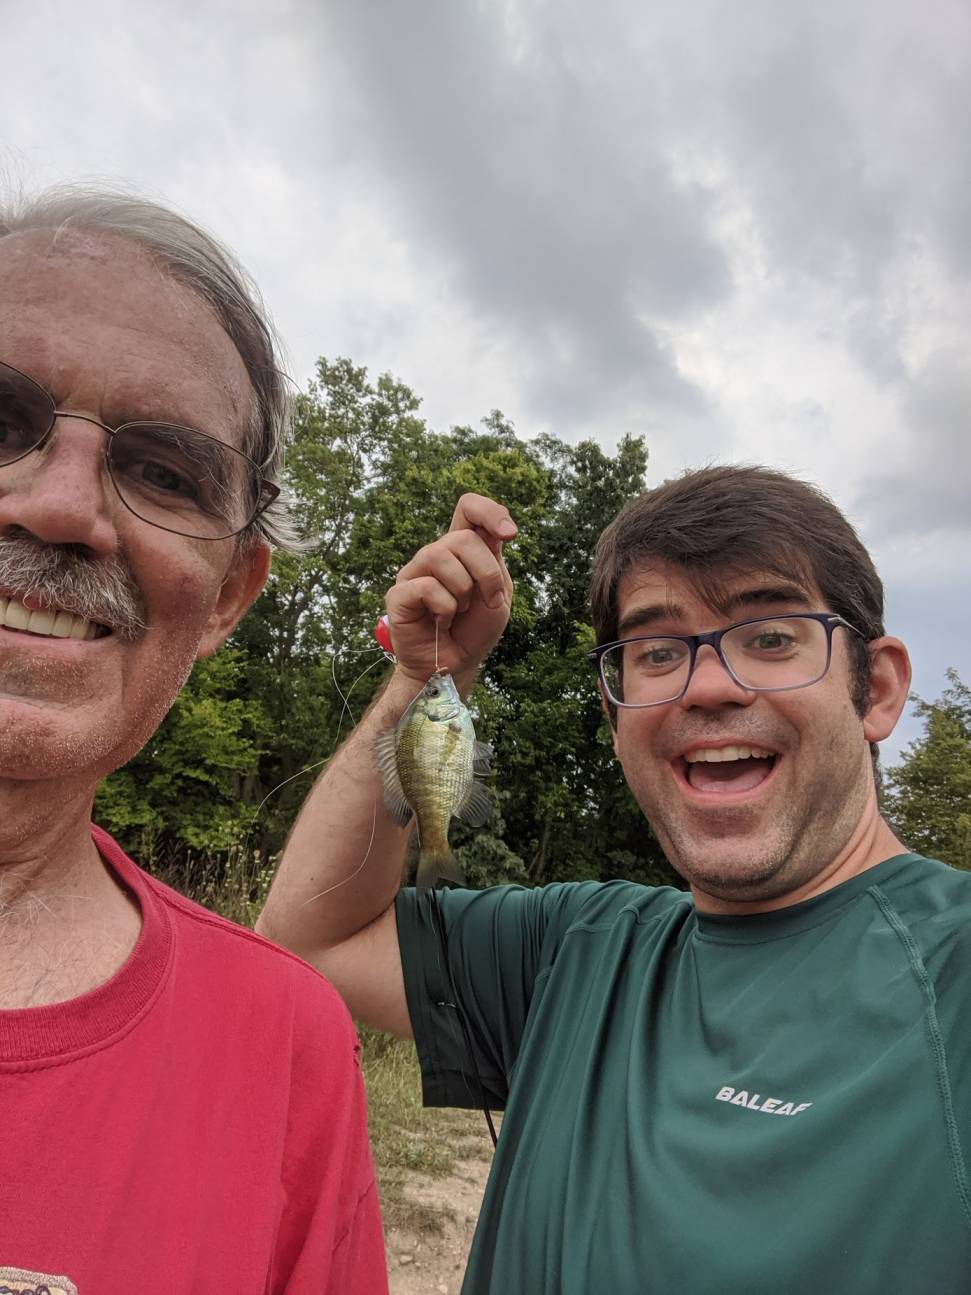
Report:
715,1086,812,1116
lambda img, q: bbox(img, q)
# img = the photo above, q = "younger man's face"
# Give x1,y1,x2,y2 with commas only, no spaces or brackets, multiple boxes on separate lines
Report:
609,560,883,908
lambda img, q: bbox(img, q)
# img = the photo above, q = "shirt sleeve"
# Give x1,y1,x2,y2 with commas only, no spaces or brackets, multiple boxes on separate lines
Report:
395,881,609,1110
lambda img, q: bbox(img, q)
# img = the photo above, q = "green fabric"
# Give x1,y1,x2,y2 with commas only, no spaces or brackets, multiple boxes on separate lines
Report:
396,854,971,1293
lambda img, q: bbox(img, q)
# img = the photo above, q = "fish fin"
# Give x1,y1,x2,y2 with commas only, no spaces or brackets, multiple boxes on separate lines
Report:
416,847,464,896
376,728,414,827
453,779,493,828
472,740,493,776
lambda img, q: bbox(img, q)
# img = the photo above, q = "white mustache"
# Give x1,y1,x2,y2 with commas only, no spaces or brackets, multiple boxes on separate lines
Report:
0,534,146,640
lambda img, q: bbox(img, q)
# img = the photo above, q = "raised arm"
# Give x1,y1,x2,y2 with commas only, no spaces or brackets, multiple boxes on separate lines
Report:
256,494,517,1037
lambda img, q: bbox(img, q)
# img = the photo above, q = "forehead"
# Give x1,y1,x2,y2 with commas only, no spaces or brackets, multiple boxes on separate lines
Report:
616,559,822,632
0,228,253,444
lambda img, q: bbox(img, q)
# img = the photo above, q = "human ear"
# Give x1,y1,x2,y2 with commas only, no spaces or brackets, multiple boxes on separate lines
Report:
196,540,271,659
862,637,912,743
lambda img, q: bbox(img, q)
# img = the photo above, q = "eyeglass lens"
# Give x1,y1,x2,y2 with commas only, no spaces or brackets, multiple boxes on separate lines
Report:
0,360,256,540
601,616,832,706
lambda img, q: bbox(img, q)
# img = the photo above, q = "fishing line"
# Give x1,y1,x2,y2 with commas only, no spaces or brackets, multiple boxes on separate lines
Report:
299,672,430,907
248,648,387,823
298,800,379,905
240,647,388,886
332,645,390,739
434,616,440,673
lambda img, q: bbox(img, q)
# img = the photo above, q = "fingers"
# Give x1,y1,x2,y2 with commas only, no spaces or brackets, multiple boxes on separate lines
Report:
386,575,460,627
448,493,517,550
383,497,515,683
396,526,510,614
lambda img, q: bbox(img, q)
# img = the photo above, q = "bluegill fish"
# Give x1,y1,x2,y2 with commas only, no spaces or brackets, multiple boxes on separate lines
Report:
377,670,492,894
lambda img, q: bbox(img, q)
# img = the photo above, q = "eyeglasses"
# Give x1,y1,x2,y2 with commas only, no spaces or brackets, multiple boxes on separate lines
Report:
0,359,280,540
590,613,864,709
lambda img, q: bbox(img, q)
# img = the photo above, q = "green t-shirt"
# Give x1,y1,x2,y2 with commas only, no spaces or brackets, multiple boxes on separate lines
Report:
396,854,971,1293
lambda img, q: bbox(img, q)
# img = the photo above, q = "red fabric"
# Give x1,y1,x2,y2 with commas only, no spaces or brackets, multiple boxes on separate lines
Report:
0,826,388,1294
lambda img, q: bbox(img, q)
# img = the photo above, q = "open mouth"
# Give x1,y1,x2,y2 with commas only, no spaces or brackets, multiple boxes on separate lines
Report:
677,745,779,796
0,594,110,642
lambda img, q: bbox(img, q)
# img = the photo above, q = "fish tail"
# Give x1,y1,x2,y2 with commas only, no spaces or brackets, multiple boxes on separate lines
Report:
416,846,464,896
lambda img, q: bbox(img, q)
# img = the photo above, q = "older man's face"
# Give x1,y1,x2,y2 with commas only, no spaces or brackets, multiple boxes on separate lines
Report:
0,229,269,784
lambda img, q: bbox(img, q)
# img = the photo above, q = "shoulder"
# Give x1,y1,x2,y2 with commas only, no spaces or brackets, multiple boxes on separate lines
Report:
872,854,971,967
93,825,353,1032
399,877,691,950
872,853,971,914
547,877,692,926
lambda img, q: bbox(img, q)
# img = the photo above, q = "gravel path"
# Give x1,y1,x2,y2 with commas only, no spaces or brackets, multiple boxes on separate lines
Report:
386,1154,491,1295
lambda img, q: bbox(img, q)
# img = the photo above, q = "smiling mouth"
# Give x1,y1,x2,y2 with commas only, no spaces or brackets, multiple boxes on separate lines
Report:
0,594,110,641
678,746,779,795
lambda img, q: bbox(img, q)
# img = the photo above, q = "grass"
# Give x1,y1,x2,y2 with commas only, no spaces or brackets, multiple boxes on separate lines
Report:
359,1026,495,1233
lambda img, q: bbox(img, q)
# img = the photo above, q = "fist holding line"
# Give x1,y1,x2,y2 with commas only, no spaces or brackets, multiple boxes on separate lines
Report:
383,493,517,693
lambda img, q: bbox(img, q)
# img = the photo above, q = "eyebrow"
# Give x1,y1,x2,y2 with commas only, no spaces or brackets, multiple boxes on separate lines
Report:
616,584,814,638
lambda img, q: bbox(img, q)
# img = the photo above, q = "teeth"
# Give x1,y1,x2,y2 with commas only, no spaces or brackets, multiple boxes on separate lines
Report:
4,600,30,631
0,596,100,641
685,745,774,763
27,609,55,635
51,611,76,638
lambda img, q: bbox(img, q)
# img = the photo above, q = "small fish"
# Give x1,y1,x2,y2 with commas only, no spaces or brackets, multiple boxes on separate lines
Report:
377,670,493,895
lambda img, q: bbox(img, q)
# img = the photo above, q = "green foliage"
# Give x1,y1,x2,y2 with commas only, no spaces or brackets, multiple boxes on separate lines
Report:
885,670,971,871
95,650,269,853
99,356,677,903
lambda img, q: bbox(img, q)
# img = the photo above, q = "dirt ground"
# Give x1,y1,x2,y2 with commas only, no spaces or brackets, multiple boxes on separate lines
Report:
386,1153,491,1295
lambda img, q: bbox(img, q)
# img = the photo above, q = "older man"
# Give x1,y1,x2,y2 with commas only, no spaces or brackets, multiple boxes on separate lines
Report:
0,189,386,1292
262,472,971,1293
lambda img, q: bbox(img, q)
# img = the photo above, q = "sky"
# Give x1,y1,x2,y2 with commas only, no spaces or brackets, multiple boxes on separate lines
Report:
3,0,969,764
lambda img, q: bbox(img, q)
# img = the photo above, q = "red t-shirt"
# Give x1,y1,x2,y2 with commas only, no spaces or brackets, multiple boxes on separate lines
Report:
0,826,388,1294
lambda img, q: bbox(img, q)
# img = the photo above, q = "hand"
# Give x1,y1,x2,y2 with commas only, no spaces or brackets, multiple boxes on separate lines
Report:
385,493,517,689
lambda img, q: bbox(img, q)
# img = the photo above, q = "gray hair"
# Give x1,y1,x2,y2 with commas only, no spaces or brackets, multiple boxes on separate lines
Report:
0,182,302,551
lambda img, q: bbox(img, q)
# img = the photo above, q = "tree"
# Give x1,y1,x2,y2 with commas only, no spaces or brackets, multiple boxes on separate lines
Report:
885,670,971,871
97,357,677,901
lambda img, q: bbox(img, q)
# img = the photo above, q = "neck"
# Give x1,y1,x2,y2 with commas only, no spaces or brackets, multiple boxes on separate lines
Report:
691,796,909,917
0,778,142,1009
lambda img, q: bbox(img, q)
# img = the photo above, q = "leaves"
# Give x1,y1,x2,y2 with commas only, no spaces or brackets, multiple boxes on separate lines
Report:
885,670,971,871
97,357,675,896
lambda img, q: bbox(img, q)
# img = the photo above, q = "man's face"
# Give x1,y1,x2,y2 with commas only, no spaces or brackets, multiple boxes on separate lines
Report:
610,560,876,907
0,229,269,786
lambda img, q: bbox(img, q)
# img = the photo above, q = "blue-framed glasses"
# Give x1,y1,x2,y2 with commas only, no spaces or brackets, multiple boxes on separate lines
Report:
590,612,865,709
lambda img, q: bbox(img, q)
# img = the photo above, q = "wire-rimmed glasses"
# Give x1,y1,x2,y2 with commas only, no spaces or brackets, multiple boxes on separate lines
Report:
0,358,279,540
590,612,864,709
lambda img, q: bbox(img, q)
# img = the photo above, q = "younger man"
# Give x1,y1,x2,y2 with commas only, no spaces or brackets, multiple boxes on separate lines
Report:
262,468,969,1293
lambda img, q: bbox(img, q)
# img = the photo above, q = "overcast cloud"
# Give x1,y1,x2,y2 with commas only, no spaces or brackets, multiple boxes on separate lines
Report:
3,0,969,763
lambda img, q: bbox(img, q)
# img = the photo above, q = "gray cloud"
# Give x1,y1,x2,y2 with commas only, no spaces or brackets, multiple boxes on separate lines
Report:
309,0,732,425
854,346,971,541
285,0,971,450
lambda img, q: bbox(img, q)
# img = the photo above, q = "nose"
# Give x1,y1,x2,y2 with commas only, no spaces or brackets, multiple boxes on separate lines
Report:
0,414,121,556
678,643,757,710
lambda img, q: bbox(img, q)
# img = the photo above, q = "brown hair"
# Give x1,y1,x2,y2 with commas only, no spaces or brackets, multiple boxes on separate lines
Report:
590,464,885,717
